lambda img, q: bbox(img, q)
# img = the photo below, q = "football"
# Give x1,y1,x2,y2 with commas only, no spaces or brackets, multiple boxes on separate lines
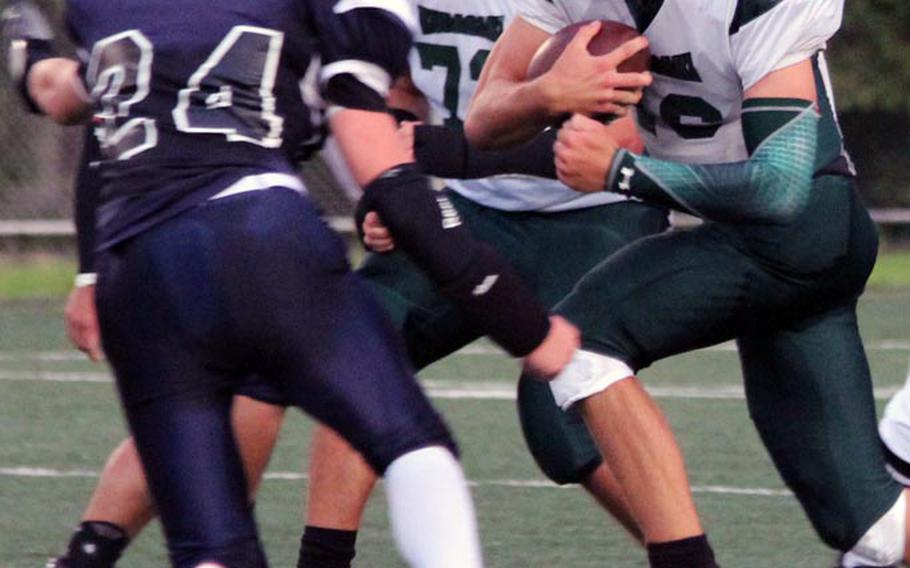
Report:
526,20,651,80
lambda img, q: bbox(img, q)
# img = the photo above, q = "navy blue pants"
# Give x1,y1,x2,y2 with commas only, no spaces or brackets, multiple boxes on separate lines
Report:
96,188,454,568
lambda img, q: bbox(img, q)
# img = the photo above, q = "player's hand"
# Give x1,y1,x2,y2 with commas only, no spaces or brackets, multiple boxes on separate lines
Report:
523,316,580,380
362,211,396,253
538,21,652,118
395,121,421,162
555,113,620,193
64,284,104,362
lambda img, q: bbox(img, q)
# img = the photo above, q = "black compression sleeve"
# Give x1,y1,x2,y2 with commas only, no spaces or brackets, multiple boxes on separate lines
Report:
413,125,558,180
74,129,101,274
359,165,551,356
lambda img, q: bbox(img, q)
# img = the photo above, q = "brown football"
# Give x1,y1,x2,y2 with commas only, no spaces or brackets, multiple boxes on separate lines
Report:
526,20,650,80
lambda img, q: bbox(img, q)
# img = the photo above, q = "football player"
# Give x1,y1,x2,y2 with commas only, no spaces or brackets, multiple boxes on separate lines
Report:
297,1,665,565
23,2,660,567
3,0,584,566
467,1,908,567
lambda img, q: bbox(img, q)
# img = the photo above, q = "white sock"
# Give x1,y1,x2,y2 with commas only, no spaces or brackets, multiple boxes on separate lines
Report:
384,446,483,568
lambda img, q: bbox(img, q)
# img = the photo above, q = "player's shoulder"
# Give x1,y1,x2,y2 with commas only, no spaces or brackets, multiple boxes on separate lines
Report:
728,0,841,35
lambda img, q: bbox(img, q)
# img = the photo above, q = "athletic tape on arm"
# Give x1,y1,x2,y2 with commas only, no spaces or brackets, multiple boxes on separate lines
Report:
606,99,819,225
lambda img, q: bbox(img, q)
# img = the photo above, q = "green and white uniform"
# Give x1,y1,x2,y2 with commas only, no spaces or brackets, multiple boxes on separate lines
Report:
359,0,669,485
517,0,903,558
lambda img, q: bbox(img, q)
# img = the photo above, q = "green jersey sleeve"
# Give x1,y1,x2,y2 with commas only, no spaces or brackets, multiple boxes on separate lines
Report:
605,98,819,225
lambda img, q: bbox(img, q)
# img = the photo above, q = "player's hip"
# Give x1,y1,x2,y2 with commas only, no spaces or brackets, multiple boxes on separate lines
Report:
95,186,351,363
718,175,877,284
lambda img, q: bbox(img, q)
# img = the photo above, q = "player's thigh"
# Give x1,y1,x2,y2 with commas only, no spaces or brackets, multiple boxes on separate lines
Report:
555,226,756,370
271,260,454,474
527,201,669,306
738,306,902,549
97,236,264,565
359,250,476,369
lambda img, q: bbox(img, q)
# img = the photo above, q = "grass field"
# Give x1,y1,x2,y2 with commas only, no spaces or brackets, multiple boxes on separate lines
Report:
4,254,910,566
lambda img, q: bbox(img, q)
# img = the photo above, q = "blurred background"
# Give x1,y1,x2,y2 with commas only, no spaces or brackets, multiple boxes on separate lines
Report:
0,3,909,566
1,0,908,265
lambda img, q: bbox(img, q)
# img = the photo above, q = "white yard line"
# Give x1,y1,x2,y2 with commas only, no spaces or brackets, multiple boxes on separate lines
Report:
6,340,910,362
0,370,902,400
0,466,792,497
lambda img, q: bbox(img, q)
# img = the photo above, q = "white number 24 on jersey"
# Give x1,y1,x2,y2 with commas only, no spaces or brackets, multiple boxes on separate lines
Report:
86,26,285,161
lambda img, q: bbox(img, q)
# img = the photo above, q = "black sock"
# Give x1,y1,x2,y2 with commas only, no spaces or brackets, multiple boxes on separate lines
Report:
297,526,358,568
647,534,719,568
56,521,129,568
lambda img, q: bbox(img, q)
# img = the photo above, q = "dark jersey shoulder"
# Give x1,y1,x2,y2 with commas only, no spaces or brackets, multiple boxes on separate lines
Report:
66,0,322,248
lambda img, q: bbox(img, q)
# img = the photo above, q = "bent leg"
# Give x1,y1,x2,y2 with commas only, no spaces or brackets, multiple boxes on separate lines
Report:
125,389,266,568
549,228,755,543
739,305,904,557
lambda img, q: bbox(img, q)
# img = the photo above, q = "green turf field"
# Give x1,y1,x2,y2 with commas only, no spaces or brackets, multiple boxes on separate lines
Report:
3,255,910,566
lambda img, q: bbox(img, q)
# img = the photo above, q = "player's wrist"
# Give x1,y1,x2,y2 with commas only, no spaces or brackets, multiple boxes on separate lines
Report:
532,73,569,118
604,149,636,194
74,273,97,288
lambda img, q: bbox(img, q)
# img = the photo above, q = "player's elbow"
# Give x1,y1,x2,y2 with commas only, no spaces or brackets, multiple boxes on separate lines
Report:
754,173,812,225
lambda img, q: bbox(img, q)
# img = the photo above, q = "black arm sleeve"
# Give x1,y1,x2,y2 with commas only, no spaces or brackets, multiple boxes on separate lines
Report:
74,129,101,274
359,165,551,356
413,125,558,180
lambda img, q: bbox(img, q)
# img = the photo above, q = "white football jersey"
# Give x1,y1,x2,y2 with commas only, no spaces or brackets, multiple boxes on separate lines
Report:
517,0,845,166
409,0,626,212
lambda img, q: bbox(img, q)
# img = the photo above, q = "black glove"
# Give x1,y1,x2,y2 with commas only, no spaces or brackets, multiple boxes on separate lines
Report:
2,0,58,113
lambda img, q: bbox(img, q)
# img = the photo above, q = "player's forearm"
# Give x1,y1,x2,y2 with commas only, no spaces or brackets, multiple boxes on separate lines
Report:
330,110,413,186
356,164,552,356
606,100,819,225
414,125,557,180
465,77,557,150
27,58,91,125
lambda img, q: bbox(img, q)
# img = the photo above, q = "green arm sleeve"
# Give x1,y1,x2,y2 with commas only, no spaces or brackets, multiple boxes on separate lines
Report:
605,99,819,225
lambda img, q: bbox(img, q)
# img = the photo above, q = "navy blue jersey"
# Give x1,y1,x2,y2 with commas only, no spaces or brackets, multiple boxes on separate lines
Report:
66,0,414,249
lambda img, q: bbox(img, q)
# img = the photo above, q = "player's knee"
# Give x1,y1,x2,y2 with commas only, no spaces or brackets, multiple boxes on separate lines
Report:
548,349,635,410
368,415,458,475
534,453,598,486
840,492,907,566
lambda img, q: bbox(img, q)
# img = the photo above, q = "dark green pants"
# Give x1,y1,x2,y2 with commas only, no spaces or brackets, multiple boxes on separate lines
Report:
556,175,901,550
359,192,669,484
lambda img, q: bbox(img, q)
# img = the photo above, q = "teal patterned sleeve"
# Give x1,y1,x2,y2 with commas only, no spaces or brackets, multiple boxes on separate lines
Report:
606,99,819,225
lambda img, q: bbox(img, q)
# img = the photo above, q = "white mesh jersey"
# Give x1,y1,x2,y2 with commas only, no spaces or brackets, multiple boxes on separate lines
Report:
517,0,845,166
409,0,626,212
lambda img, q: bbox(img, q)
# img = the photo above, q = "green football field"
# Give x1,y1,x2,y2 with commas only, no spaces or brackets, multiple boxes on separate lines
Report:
3,254,910,567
